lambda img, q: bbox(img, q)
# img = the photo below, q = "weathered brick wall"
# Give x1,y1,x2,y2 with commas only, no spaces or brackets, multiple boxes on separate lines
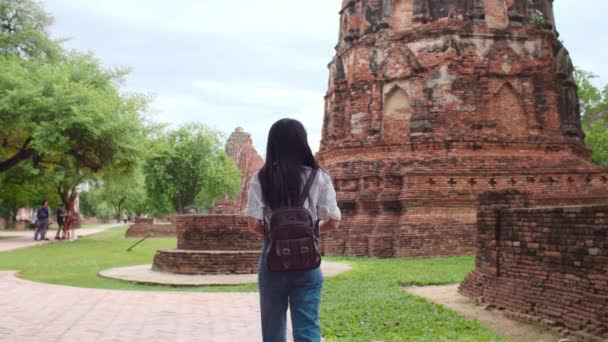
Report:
175,215,262,251
153,250,259,275
460,191,608,341
317,0,608,257
125,223,176,238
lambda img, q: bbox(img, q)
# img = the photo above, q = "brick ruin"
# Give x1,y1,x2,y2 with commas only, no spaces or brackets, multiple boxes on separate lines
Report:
317,0,608,257
152,215,262,275
212,127,264,215
460,191,608,341
152,128,264,275
125,217,176,238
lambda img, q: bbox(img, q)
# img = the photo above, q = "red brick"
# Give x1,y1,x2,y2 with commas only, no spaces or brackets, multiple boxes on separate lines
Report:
212,128,263,215
460,191,608,341
317,0,608,258
125,222,176,238
152,215,263,275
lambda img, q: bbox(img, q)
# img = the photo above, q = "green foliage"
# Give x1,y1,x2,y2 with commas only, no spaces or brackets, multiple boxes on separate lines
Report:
79,190,107,219
574,67,608,165
0,162,61,224
0,1,150,213
0,49,149,213
0,51,147,171
81,167,150,220
0,0,61,59
574,68,608,127
144,124,241,214
0,0,151,222
586,119,608,165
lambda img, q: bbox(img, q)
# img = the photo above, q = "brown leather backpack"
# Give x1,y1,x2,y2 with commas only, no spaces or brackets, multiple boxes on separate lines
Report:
264,168,321,272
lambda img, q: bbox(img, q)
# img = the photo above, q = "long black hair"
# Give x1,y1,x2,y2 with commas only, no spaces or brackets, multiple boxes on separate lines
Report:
258,118,318,210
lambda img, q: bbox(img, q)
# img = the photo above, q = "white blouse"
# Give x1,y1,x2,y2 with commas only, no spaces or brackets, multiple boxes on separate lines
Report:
245,168,342,222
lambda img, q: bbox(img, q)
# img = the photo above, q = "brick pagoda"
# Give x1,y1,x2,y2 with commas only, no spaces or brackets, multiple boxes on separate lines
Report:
153,215,262,275
212,127,264,214
317,0,608,257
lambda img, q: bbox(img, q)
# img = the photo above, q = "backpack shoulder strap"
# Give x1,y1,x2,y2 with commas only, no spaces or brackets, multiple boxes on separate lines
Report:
296,168,318,208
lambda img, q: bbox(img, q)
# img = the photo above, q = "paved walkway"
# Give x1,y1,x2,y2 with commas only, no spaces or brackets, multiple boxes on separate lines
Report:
0,224,122,253
0,224,299,341
0,271,265,342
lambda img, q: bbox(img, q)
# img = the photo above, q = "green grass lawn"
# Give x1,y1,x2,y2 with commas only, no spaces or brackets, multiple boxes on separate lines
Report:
321,257,505,341
1,223,113,232
0,226,506,341
0,226,257,292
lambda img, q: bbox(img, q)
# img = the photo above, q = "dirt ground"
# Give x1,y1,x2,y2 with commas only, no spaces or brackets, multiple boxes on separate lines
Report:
404,284,564,342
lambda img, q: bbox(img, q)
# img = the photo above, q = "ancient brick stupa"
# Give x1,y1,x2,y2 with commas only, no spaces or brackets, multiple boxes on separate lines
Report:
212,127,264,214
318,0,608,257
153,215,261,275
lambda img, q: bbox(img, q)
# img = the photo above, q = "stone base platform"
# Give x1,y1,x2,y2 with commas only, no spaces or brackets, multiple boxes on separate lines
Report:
125,223,176,238
99,261,352,287
153,250,260,275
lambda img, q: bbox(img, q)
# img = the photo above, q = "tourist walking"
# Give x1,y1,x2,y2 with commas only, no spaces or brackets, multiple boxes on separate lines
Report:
34,201,50,241
54,206,66,240
246,118,341,342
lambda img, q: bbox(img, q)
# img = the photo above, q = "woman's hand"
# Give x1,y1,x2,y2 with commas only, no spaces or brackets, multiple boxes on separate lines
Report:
247,217,264,236
320,219,340,233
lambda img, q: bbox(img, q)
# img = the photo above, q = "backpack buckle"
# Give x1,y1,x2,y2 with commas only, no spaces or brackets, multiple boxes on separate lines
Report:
282,248,291,256
300,246,309,254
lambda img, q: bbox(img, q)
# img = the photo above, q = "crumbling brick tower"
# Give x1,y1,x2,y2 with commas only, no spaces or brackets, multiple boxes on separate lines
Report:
212,127,264,214
318,0,608,257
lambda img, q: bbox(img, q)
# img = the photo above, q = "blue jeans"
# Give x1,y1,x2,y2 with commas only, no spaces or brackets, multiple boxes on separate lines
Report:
258,244,323,342
34,219,48,240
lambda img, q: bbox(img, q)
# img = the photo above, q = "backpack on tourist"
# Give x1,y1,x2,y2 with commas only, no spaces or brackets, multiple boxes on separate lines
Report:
264,168,321,272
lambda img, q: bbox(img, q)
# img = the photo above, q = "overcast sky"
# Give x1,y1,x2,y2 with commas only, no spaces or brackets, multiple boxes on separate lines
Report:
43,0,608,155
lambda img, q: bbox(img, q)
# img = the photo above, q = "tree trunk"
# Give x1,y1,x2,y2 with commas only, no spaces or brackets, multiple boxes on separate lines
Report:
112,197,126,223
58,183,80,228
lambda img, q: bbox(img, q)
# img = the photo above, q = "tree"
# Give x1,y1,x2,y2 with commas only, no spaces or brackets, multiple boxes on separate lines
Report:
144,124,241,215
574,68,608,128
0,0,150,225
1,51,147,172
585,120,608,165
574,67,608,165
0,0,61,59
0,51,149,210
84,167,149,221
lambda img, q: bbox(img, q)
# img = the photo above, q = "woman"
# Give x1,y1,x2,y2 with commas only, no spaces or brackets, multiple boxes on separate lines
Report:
246,119,341,342
62,209,76,240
